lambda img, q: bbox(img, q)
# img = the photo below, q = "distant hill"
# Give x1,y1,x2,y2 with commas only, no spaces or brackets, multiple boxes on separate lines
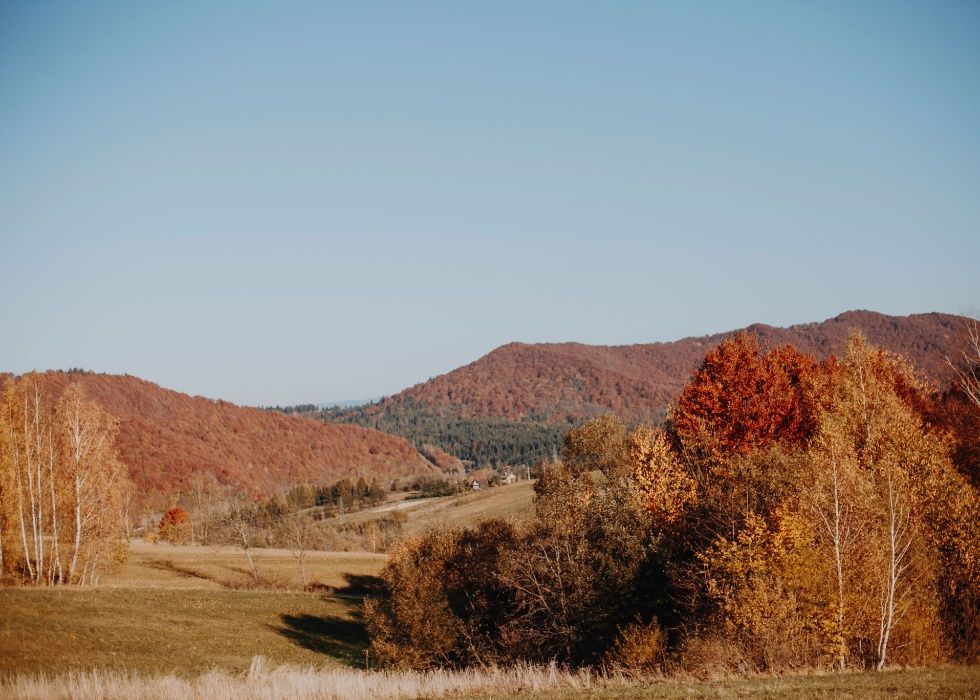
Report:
314,311,967,463
379,310,964,425
0,372,439,505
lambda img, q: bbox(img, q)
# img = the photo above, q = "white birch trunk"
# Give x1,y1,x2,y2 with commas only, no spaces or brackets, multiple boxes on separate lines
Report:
876,467,912,671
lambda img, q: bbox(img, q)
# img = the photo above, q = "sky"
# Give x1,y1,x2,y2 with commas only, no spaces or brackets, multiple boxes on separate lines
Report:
1,1,978,406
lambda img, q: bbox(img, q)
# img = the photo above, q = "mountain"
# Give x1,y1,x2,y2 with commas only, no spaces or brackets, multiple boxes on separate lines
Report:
0,372,439,505
315,311,967,463
384,310,964,424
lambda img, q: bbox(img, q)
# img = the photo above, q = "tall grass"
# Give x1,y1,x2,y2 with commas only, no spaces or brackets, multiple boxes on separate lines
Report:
0,659,618,700
3,659,978,699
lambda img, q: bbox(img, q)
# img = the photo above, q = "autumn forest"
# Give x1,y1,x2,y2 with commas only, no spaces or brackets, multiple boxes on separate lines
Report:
0,314,978,697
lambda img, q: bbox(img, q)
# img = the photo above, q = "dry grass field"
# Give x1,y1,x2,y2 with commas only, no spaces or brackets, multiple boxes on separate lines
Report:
106,540,386,591
2,663,977,699
0,543,385,679
0,588,367,677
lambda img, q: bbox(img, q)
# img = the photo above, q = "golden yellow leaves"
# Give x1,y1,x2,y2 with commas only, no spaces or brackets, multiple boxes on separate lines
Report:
628,426,696,526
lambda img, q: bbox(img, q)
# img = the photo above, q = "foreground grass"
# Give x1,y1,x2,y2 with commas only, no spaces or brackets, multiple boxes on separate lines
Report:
1,664,977,700
3,540,975,698
0,588,368,677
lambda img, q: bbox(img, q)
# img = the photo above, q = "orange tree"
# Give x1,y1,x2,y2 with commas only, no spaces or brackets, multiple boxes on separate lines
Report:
159,506,191,544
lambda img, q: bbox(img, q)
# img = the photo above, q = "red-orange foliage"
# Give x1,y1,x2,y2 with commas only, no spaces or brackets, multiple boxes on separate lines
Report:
0,372,439,508
419,444,465,476
372,311,963,426
928,390,980,489
159,506,191,543
670,333,818,455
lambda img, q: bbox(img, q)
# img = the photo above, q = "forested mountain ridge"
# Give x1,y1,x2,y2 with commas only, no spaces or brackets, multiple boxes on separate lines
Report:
370,310,964,425
0,372,440,506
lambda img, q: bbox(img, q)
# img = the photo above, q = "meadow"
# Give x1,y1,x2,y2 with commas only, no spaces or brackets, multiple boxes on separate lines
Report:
106,540,386,591
0,487,535,682
0,544,387,679
2,537,978,698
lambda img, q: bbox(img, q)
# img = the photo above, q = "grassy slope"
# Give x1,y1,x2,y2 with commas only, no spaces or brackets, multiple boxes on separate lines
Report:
348,480,536,535
0,588,366,677
0,485,534,680
0,546,386,678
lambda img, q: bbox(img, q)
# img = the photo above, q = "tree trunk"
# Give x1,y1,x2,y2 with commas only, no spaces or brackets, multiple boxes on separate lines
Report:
876,468,911,671
14,445,35,581
69,473,83,582
48,445,63,585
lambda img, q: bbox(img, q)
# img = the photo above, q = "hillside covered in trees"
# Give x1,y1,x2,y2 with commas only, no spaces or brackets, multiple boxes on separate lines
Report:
308,312,966,465
367,332,979,673
0,372,440,507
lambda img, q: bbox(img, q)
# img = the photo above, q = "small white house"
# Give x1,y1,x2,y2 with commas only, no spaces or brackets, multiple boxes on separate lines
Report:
471,480,481,491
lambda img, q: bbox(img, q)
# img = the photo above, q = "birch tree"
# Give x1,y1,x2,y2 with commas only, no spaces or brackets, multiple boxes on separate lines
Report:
0,377,57,584
805,437,866,671
280,514,321,586
0,376,129,585
946,313,980,408
187,470,225,545
58,383,123,582
219,492,260,583
807,333,938,669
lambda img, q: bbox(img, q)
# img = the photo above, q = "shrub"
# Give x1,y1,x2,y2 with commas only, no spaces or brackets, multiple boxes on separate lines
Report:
159,506,191,544
364,530,464,669
675,633,750,678
603,618,667,674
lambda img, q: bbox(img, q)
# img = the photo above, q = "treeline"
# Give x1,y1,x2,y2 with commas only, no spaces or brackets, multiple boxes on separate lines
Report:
291,401,568,467
156,472,405,583
268,476,387,515
0,376,132,585
166,472,390,544
261,403,319,415
366,332,979,674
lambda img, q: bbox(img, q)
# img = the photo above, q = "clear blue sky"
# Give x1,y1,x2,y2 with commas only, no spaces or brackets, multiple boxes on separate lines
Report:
2,1,978,405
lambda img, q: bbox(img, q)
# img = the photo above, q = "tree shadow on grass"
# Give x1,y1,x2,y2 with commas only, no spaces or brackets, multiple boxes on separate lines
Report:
274,574,385,667
150,560,230,588
307,573,385,597
274,610,369,667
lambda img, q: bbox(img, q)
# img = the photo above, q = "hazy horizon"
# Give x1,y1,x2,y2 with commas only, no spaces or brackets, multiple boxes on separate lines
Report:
3,2,978,405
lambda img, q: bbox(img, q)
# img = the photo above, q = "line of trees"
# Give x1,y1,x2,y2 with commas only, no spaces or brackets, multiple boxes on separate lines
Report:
304,402,568,468
365,332,979,672
0,376,131,585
